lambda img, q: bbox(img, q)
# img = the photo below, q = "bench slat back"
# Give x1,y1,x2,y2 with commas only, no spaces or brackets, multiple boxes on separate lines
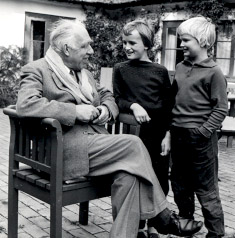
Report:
16,119,53,172
4,108,63,176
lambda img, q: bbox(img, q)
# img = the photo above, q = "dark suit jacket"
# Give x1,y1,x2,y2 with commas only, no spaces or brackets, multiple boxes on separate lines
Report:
16,58,119,180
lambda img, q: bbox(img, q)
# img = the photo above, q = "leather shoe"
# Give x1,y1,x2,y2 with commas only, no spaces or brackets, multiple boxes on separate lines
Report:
148,232,160,238
156,212,203,237
137,230,148,238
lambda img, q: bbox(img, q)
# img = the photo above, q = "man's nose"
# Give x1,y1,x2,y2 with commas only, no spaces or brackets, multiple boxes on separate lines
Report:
180,41,184,47
88,45,94,55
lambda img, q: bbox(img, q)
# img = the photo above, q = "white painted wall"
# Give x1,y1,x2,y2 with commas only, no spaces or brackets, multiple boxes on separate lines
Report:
0,0,86,47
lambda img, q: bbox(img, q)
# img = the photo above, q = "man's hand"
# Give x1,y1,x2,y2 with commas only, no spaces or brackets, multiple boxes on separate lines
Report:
160,131,171,156
130,103,151,124
76,105,100,123
92,105,110,125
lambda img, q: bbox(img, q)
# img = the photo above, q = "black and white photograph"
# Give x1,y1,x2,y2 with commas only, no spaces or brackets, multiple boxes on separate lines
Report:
0,0,235,237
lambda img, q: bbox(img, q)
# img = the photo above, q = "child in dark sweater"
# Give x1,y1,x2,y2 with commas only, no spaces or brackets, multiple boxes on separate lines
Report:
113,19,173,238
170,16,228,238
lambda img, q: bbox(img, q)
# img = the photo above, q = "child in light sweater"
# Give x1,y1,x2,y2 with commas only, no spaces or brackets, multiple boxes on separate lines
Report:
170,16,228,238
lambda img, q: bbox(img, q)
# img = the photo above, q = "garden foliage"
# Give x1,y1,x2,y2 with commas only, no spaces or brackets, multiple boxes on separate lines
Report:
0,46,27,107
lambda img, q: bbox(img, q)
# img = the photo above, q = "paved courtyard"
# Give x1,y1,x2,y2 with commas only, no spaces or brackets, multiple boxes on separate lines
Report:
0,108,235,238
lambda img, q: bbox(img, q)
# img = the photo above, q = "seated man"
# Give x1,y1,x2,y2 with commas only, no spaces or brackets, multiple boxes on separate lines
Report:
16,19,203,238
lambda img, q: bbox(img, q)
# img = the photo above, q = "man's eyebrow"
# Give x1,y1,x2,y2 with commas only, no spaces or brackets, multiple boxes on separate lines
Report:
81,40,93,47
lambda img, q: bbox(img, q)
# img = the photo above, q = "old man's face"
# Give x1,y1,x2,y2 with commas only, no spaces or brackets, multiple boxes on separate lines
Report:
66,27,94,71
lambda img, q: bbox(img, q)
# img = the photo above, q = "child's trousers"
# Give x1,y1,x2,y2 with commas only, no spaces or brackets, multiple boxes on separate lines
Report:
170,127,224,238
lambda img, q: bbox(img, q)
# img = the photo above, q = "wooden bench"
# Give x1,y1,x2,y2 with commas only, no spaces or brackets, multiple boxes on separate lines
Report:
3,105,140,238
220,116,235,148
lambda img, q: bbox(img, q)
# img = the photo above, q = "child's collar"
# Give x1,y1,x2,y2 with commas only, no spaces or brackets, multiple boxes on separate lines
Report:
183,57,217,68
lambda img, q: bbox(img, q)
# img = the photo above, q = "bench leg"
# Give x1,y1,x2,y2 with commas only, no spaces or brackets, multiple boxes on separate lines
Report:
227,136,233,148
8,186,18,238
50,200,62,238
79,201,89,225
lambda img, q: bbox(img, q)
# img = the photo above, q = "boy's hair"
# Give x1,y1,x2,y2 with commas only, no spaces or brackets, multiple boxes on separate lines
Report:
122,20,154,49
177,16,216,49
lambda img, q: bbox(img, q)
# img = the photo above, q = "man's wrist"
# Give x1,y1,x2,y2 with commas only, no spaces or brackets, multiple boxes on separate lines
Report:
101,105,111,121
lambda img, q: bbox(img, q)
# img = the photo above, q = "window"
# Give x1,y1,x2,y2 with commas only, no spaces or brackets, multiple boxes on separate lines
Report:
25,12,74,62
215,22,235,80
161,21,183,79
32,21,45,60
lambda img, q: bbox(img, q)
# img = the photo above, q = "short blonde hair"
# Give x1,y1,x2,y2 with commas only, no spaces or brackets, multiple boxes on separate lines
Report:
177,16,216,49
122,20,154,49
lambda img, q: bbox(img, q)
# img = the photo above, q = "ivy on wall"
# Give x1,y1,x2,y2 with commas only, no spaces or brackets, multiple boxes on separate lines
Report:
187,0,229,23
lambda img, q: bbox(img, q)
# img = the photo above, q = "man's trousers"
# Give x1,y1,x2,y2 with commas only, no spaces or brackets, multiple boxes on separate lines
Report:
86,133,168,238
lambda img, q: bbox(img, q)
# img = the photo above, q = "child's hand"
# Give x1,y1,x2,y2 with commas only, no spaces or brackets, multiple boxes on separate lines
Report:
130,103,151,124
160,131,171,156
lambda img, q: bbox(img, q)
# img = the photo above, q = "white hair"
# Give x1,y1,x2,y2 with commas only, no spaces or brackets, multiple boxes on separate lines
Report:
177,16,216,49
49,19,86,52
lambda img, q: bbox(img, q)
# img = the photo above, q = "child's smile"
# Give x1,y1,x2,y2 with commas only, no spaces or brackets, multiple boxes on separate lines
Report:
122,29,149,61
179,34,205,62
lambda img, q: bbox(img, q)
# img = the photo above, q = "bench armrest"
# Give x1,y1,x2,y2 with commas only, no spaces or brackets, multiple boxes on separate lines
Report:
118,113,139,126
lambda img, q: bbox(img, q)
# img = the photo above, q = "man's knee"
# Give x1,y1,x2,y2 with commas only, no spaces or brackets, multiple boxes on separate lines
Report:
123,134,145,150
112,171,136,185
124,134,142,142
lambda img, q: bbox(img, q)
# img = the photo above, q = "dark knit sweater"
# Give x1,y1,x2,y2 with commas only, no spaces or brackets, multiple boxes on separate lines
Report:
113,60,173,129
172,57,228,137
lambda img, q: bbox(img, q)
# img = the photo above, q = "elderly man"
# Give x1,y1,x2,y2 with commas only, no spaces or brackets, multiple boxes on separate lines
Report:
16,19,202,238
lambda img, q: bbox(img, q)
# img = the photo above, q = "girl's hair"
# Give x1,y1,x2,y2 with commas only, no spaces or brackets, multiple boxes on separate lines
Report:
122,19,154,49
177,16,216,49
49,19,86,52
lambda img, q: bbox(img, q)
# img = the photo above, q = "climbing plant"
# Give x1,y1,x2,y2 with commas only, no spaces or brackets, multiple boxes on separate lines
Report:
187,0,229,24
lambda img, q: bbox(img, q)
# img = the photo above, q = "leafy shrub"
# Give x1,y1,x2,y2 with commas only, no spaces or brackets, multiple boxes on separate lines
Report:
0,46,27,107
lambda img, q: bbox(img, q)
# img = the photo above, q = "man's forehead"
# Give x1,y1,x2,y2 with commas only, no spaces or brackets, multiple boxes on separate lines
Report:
75,29,92,43
77,36,93,46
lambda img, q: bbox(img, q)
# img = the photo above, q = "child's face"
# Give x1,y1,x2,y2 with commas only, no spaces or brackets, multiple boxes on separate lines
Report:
122,29,148,61
179,34,205,61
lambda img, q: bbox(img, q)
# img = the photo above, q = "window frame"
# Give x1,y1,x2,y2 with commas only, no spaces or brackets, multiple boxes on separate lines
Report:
161,20,182,80
215,21,235,81
24,12,74,62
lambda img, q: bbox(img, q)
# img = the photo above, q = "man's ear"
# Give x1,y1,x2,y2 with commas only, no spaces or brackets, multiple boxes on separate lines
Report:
63,44,70,56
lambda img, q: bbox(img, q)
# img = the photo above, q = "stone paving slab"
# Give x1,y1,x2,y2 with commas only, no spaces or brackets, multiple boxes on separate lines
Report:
0,108,235,238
